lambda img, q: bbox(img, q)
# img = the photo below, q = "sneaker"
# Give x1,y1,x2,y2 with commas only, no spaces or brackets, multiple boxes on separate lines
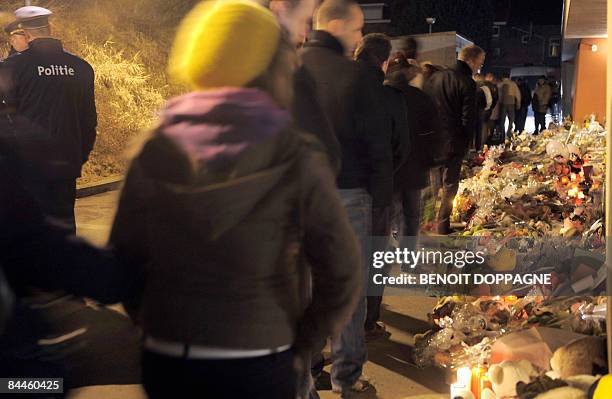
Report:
332,378,373,396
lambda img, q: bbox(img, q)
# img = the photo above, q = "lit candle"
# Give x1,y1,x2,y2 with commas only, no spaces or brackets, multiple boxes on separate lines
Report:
450,382,468,399
457,367,472,387
471,365,487,399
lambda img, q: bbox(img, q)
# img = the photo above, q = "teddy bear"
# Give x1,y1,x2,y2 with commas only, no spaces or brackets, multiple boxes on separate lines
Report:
488,360,537,397
550,337,605,379
533,387,586,399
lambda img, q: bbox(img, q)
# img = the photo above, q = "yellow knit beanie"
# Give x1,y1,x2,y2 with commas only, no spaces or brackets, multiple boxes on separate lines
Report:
169,0,281,89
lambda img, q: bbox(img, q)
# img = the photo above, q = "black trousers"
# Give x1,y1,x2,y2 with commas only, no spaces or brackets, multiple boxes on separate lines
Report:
143,349,297,399
437,154,464,234
534,111,547,133
21,179,77,233
515,107,528,133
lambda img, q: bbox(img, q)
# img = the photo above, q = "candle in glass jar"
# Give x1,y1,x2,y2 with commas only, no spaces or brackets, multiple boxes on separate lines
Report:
457,367,472,387
450,382,468,399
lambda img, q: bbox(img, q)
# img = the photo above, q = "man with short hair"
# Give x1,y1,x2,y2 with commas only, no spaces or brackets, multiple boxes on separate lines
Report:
354,33,404,341
0,6,97,233
425,45,484,234
300,0,394,395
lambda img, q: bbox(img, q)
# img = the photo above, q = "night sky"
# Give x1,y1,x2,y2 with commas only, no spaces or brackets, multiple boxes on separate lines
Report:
505,0,564,25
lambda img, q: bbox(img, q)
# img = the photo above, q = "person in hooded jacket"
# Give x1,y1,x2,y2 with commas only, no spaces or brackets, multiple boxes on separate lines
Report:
109,2,361,398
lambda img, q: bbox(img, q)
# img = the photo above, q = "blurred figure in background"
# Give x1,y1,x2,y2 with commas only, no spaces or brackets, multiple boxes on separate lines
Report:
485,73,502,143
267,0,317,45
267,0,342,173
532,76,551,134
497,73,521,137
425,45,483,234
419,61,446,229
112,1,361,398
474,73,493,151
549,79,561,124
0,137,141,394
354,33,398,342
300,0,393,394
515,77,531,133
393,36,418,61
385,54,438,245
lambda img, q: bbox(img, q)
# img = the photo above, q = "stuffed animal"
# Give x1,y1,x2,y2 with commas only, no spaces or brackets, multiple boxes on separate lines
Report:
550,337,605,379
516,375,567,398
588,375,612,399
488,360,536,397
534,387,586,399
565,375,599,392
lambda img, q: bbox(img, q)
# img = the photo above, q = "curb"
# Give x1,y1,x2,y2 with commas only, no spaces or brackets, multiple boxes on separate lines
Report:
76,175,123,199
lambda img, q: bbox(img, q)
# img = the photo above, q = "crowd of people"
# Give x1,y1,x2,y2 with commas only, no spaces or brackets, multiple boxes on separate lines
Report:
0,0,562,398
473,72,560,149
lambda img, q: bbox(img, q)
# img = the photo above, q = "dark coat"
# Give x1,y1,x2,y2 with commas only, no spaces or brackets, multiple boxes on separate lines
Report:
385,77,436,190
110,89,360,354
300,30,393,208
0,38,97,180
518,81,532,109
424,60,477,157
484,81,499,111
292,66,340,173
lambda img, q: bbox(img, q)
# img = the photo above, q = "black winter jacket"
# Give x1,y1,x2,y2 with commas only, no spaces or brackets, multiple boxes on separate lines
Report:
385,77,436,190
292,66,340,173
300,30,393,208
424,60,477,158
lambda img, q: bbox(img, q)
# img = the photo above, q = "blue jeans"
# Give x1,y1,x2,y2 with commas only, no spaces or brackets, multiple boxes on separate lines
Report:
331,188,372,391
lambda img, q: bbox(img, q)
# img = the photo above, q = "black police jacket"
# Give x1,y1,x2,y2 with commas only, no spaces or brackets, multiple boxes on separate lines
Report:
0,38,97,180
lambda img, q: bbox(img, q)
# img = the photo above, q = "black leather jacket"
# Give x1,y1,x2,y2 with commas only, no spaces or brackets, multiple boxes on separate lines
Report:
424,60,477,157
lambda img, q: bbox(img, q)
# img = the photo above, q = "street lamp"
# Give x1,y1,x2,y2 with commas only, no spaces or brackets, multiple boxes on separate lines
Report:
426,17,436,34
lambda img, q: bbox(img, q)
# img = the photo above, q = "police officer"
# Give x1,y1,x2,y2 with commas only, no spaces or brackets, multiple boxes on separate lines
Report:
0,6,97,232
4,20,28,56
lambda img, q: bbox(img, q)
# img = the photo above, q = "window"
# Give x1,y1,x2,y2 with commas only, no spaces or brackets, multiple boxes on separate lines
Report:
521,34,530,44
492,25,501,38
549,37,561,57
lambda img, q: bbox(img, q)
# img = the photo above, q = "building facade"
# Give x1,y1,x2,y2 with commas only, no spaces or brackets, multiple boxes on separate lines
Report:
487,22,562,77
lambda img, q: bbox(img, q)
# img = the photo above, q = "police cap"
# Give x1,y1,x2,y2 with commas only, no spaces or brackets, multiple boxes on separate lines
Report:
15,6,53,30
3,20,24,36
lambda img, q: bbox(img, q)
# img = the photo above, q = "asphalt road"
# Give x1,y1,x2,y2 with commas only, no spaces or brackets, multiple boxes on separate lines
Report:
72,191,447,399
